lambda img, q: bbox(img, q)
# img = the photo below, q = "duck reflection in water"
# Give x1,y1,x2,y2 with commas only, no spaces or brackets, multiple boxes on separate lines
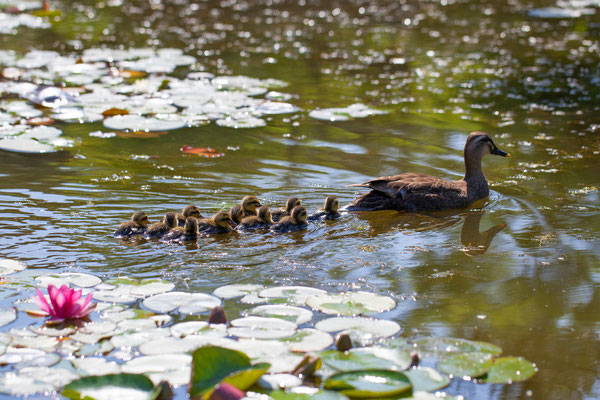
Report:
460,210,506,255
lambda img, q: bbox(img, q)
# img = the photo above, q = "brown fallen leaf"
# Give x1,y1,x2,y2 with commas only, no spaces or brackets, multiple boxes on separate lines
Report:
26,117,55,126
110,68,147,79
180,145,225,158
102,108,129,117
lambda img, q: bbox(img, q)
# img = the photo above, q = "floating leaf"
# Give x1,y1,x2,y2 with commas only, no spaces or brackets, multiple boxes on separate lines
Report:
71,357,121,376
121,354,191,385
103,115,185,132
229,317,297,340
482,357,537,384
142,292,221,314
181,145,224,157
25,117,55,126
280,328,333,353
63,373,161,400
0,308,16,327
248,305,313,324
0,259,27,275
269,388,349,400
190,346,270,398
306,292,395,316
437,352,493,379
102,107,129,117
259,287,327,306
320,347,410,372
413,337,502,356
324,369,411,398
213,284,264,300
35,272,102,288
314,317,401,341
259,374,302,390
403,367,450,392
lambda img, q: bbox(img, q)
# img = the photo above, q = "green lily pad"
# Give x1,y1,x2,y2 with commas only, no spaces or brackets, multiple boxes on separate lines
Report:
269,388,349,399
306,292,395,316
121,354,192,386
314,317,401,342
483,357,537,384
36,272,102,288
259,286,327,306
413,337,502,356
213,284,264,299
248,305,313,324
324,369,412,398
437,352,493,379
190,346,270,398
320,347,410,372
403,367,450,392
280,328,333,352
62,373,161,400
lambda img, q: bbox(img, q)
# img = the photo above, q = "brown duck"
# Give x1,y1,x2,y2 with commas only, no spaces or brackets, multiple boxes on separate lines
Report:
229,205,243,226
236,206,274,231
347,132,510,212
272,206,308,233
240,195,261,218
161,217,198,242
176,205,203,226
308,196,341,221
114,211,150,237
144,212,177,239
198,212,233,234
271,197,301,222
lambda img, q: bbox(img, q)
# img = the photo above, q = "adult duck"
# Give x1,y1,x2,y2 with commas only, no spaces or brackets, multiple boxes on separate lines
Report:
347,132,509,212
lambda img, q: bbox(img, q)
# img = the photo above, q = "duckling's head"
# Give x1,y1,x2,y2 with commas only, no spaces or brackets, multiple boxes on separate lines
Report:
213,212,233,229
230,205,243,224
465,132,510,159
285,197,302,212
324,195,339,212
164,212,177,228
184,217,198,235
182,205,201,218
132,211,149,227
291,206,307,224
257,206,273,223
241,195,261,213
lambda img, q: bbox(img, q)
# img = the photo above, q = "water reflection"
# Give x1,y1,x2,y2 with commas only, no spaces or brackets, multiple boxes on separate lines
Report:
460,211,506,256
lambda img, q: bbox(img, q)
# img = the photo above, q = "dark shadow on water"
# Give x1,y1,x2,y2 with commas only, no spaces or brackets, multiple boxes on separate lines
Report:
460,210,506,256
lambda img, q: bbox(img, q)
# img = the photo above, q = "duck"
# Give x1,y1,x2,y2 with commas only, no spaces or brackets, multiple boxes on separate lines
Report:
229,205,243,226
161,217,198,242
198,212,233,234
307,195,341,221
144,212,178,239
271,197,301,222
240,195,261,218
347,131,510,212
176,205,203,226
114,211,150,237
236,206,274,231
272,206,308,233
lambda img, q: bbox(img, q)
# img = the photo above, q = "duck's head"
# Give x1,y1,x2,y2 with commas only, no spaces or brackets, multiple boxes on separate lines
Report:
324,195,339,212
241,195,261,213
465,131,510,159
257,205,273,223
132,211,150,227
213,212,233,229
184,217,198,234
182,205,201,218
164,212,177,228
291,206,307,224
285,197,302,212
229,205,243,224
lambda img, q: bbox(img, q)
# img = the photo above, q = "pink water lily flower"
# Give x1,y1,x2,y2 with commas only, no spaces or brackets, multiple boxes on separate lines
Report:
30,284,96,323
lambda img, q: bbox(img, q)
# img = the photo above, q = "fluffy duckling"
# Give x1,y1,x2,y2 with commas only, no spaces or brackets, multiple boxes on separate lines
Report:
272,206,308,233
198,212,233,234
230,205,243,226
176,205,203,227
114,211,149,237
236,206,274,231
271,197,301,222
144,212,178,239
240,195,261,218
161,217,198,242
308,196,341,221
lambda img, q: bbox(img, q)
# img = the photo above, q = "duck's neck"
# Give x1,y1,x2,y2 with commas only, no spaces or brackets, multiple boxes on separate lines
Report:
463,152,484,181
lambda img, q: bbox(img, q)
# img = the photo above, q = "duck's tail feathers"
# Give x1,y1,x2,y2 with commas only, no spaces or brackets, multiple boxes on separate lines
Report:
347,183,369,188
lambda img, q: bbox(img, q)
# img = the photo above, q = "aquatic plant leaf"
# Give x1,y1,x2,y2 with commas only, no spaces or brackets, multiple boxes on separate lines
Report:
190,346,270,398
437,352,493,378
280,328,333,352
121,354,192,385
142,292,221,314
269,388,349,400
215,117,266,129
0,259,27,275
229,317,297,340
71,357,121,376
403,367,450,392
413,337,502,356
323,369,411,398
482,357,537,384
62,373,161,400
0,308,16,327
0,374,54,395
320,347,410,372
258,373,302,390
306,292,395,316
35,272,102,288
0,137,56,153
248,305,313,324
259,286,327,306
213,284,264,299
314,317,401,341
103,115,185,132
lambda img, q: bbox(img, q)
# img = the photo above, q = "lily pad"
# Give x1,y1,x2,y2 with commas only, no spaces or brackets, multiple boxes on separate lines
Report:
259,286,327,306
0,259,27,275
110,328,171,348
71,357,121,376
320,347,411,372
280,328,333,353
483,357,537,384
216,117,266,129
248,305,313,324
63,373,161,400
403,367,450,392
142,292,221,314
413,337,502,356
269,388,349,400
121,354,192,385
306,292,395,316
190,346,271,398
103,115,186,132
229,316,297,340
0,308,16,327
259,374,302,390
437,352,494,379
213,284,264,299
35,272,102,288
324,369,411,398
314,317,401,341
0,374,54,395
170,321,227,338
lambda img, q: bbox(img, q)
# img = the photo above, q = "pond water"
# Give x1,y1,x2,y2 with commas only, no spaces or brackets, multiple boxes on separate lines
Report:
1,0,599,399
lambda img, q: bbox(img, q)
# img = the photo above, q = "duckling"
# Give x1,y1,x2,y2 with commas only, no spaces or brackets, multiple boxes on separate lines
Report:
114,211,149,237
307,196,341,221
176,205,203,226
198,212,233,234
236,206,274,231
271,197,301,222
240,195,261,218
347,131,510,212
230,205,243,225
161,217,198,242
144,212,177,239
272,206,308,233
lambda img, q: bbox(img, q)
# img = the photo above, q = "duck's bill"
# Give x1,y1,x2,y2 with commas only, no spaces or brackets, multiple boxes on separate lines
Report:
492,147,510,157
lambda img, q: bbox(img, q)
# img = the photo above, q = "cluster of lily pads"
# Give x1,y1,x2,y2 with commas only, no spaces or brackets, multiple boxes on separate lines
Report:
0,259,536,399
0,46,387,153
